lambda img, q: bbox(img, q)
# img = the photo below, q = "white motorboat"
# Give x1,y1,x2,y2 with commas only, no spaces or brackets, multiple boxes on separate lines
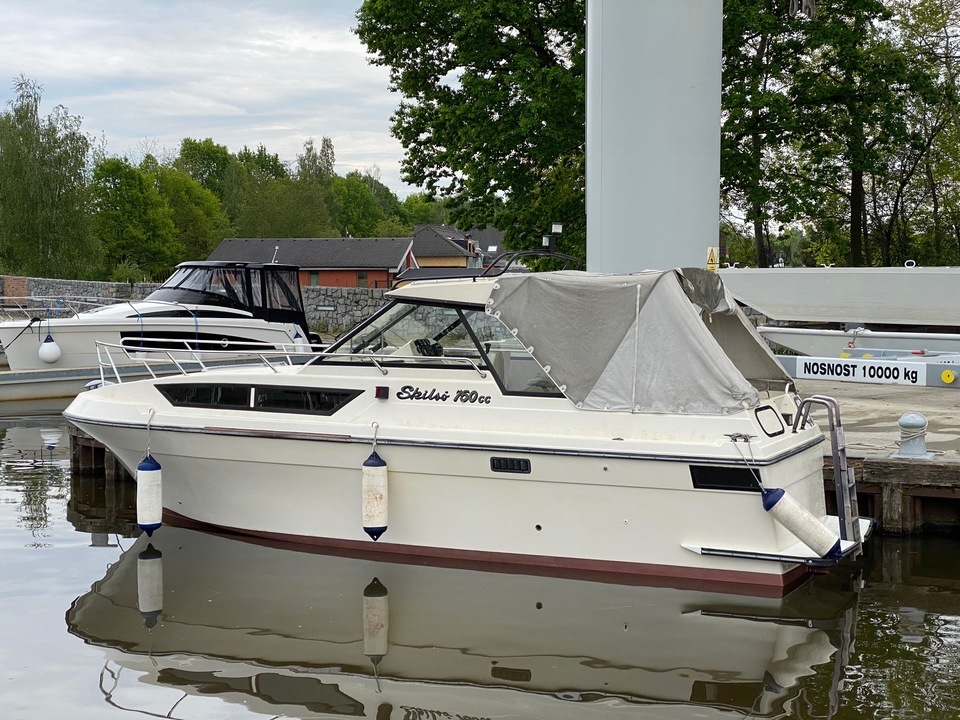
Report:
64,265,872,594
1,261,316,401
65,525,862,720
718,265,960,356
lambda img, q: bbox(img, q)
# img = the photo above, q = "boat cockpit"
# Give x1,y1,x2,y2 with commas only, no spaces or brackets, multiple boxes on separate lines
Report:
143,261,313,338
323,300,563,396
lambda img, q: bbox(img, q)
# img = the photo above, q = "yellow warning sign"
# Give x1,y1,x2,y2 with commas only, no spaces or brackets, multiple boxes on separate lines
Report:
706,246,719,272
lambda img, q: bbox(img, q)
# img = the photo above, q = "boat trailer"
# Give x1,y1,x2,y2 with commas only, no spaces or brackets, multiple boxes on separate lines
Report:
777,348,960,389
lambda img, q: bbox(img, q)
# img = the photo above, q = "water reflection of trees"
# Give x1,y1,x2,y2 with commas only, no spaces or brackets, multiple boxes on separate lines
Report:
803,537,960,718
0,426,70,541
16,465,68,540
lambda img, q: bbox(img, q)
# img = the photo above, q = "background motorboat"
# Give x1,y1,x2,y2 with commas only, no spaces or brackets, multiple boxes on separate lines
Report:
1,261,319,401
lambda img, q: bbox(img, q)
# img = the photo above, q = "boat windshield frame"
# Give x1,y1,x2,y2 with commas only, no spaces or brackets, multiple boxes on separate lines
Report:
322,299,564,397
144,262,310,334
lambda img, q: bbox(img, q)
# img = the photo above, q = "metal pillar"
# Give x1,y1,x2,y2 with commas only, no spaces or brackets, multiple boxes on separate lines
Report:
586,0,723,273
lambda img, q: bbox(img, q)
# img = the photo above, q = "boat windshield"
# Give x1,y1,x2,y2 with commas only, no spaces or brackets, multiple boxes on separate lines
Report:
327,302,562,395
259,268,302,312
153,266,250,306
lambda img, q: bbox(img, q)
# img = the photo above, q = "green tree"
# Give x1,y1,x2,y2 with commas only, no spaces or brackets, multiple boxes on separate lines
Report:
400,192,451,226
92,157,180,279
372,216,411,237
356,0,586,257
176,137,233,196
236,175,338,238
332,172,385,237
721,0,803,266
146,158,233,262
358,166,403,219
789,0,938,266
0,76,100,277
888,0,960,265
293,138,339,229
296,137,336,181
495,154,585,270
236,144,289,180
175,137,246,222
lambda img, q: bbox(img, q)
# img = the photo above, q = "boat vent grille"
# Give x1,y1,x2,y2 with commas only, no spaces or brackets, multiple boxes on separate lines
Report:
490,457,531,474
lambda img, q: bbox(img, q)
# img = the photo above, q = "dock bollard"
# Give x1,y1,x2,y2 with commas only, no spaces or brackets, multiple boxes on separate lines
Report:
891,412,934,459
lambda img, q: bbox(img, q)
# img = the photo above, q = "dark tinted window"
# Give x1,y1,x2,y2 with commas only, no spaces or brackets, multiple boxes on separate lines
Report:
254,387,361,414
689,465,761,492
159,384,359,415
159,384,250,407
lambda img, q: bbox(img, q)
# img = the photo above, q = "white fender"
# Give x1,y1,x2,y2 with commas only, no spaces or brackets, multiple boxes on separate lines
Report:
762,488,841,558
136,454,163,536
362,451,388,541
38,334,61,364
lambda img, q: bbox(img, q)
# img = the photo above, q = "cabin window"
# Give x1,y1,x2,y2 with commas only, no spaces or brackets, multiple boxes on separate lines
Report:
755,405,786,437
469,312,561,395
689,465,761,492
158,384,360,415
263,269,301,311
253,387,361,414
159,384,251,408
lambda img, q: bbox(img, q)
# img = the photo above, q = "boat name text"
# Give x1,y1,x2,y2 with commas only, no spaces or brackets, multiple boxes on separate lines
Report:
396,385,492,404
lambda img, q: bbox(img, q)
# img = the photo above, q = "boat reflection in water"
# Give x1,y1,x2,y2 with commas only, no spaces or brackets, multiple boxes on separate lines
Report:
66,524,863,720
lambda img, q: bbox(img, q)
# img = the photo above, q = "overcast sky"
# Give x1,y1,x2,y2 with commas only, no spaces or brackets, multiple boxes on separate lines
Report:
0,0,417,196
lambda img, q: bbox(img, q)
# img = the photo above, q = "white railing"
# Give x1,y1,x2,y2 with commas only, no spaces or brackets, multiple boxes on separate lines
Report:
0,295,127,321
91,339,488,387
93,339,326,387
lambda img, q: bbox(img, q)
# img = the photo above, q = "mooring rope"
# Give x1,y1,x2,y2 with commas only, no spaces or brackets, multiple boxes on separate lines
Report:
0,316,41,350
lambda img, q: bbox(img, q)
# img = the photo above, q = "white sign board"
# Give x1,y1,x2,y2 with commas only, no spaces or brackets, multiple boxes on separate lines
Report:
794,357,928,386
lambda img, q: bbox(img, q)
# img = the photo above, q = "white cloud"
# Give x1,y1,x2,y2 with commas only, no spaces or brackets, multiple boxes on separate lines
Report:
0,0,415,196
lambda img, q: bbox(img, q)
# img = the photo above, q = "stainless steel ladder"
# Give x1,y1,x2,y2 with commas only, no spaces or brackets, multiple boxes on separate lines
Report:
793,395,862,543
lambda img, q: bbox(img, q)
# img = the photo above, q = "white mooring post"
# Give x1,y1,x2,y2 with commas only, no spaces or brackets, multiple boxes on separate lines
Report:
586,0,723,273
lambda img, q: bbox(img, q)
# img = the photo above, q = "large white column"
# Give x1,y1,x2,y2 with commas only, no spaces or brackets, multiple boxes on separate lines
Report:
586,0,722,272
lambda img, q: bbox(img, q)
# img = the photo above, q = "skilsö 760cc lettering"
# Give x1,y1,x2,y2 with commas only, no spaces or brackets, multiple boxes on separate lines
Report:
396,385,492,404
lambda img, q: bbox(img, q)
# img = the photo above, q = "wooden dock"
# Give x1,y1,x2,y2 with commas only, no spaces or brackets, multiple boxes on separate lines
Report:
823,458,960,534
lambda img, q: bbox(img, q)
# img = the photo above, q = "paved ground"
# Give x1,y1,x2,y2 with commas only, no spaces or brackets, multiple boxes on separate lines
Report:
797,379,960,460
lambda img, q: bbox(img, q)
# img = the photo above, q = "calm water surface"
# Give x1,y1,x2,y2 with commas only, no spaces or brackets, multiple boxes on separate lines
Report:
1,414,958,720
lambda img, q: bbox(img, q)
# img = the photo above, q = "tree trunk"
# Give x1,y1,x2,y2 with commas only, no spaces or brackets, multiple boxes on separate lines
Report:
850,167,864,266
753,212,767,267
927,161,941,259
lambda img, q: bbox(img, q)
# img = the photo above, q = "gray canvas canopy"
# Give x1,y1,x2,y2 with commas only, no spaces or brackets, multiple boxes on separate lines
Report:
485,268,791,414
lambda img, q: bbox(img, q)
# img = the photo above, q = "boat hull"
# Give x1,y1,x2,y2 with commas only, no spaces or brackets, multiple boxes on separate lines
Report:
66,371,847,596
0,315,301,372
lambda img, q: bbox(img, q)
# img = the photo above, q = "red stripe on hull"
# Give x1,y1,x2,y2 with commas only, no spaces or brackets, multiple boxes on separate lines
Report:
164,509,812,598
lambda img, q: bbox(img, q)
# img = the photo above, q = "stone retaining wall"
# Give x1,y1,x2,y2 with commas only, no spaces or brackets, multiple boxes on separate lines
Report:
0,275,385,333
